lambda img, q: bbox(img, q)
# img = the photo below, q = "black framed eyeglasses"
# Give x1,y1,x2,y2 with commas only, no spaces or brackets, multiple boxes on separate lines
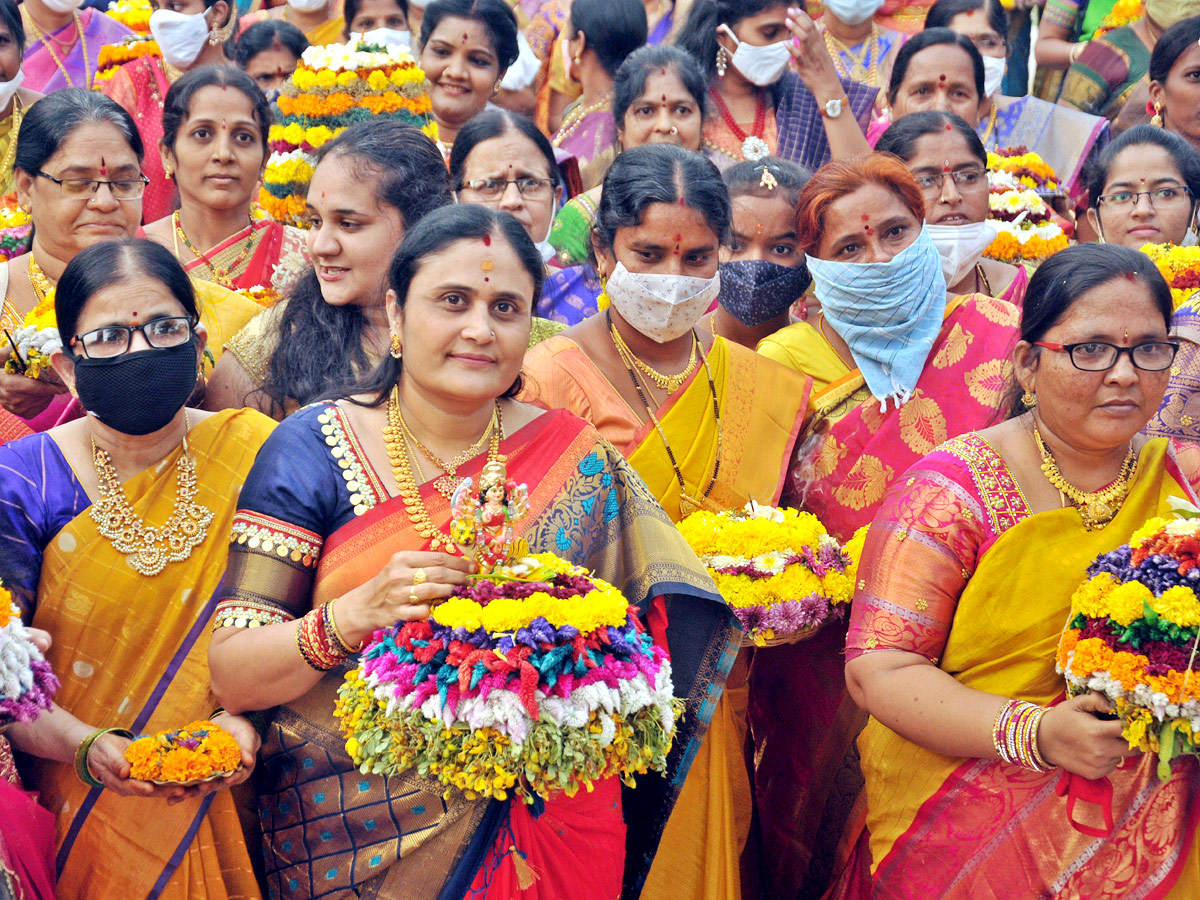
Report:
460,177,555,200
912,167,988,193
70,317,194,359
1096,186,1192,209
36,170,150,201
1033,340,1180,372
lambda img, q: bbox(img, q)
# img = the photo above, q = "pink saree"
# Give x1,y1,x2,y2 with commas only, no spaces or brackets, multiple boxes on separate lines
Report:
102,56,175,223
21,8,133,92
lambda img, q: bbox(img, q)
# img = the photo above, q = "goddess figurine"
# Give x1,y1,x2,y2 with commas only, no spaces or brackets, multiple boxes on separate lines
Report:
451,460,529,569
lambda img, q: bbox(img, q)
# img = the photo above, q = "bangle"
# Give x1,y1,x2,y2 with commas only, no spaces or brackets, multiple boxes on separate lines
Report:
75,727,136,789
295,604,352,671
1069,40,1088,64
991,699,1055,773
325,602,361,656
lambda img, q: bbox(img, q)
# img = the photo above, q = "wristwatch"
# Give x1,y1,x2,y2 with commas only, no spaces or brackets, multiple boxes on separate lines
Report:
822,96,846,119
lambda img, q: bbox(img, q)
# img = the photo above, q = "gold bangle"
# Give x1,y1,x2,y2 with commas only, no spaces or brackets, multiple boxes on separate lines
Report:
75,727,135,789
325,601,360,655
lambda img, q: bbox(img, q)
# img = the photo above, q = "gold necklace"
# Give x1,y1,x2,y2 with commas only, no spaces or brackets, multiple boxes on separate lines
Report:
28,254,54,304
172,211,256,288
0,99,23,189
609,318,698,392
399,403,499,499
980,103,999,146
552,93,613,148
23,10,90,88
824,24,881,86
1032,422,1136,530
88,412,214,576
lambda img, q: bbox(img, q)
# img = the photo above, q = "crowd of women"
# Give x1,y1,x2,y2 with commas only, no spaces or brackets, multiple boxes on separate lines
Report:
0,0,1198,895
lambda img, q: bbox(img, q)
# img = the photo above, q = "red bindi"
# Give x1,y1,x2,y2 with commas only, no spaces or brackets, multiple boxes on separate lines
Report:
939,74,946,81
483,234,491,246
484,277,489,282
462,32,468,39
99,156,107,176
865,226,874,234
673,233,681,241
861,214,870,221
660,68,666,75
662,94,667,101
945,123,953,130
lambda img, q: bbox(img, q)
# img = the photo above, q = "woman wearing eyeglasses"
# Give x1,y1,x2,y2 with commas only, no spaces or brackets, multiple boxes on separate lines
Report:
0,89,260,442
0,237,274,900
834,243,1199,899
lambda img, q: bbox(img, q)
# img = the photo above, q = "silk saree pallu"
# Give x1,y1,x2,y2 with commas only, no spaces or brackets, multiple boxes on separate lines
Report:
21,8,133,92
178,220,310,294
1145,304,1200,443
215,405,737,900
1058,25,1151,119
852,436,1200,900
25,409,273,900
987,96,1108,199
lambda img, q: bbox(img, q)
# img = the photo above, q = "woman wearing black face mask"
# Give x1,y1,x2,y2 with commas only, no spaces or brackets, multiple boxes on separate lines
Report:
0,237,276,900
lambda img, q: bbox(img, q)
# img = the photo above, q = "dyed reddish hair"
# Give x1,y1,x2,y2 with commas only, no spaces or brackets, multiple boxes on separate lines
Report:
795,153,926,257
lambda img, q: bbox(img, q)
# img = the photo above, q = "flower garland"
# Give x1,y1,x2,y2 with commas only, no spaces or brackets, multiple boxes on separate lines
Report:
104,0,152,34
1139,242,1200,311
335,553,682,804
93,35,160,87
677,501,864,645
0,204,30,263
984,153,1069,265
0,580,58,726
4,288,61,380
1057,514,1200,780
123,719,243,782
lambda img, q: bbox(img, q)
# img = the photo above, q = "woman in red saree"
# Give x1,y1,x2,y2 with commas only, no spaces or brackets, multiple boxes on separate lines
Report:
207,204,737,900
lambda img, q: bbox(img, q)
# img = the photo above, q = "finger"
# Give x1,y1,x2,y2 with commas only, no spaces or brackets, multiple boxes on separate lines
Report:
390,581,456,605
411,565,472,586
395,603,432,622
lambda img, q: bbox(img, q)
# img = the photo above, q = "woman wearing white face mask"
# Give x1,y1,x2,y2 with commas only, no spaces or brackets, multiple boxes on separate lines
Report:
19,0,133,91
523,143,812,900
675,0,876,173
819,0,903,95
927,0,1108,199
102,0,237,223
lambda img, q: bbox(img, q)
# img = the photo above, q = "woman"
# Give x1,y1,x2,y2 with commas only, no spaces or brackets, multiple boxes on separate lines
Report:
550,0,647,192
343,0,408,39
819,0,903,95
103,0,237,222
838,243,1199,899
206,202,736,900
880,28,986,132
522,143,811,900
928,0,1109,198
238,0,342,47
417,0,518,159
234,19,307,96
0,0,45,205
19,0,132,91
144,66,309,294
0,237,275,900
1148,16,1200,153
674,0,876,171
1031,0,1116,102
205,119,452,417
709,156,813,349
0,89,260,437
877,110,1026,303
753,153,1020,900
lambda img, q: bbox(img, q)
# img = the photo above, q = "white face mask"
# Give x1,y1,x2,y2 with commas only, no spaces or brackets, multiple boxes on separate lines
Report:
0,70,24,113
822,0,884,27
149,7,211,69
718,25,791,86
534,197,558,264
606,262,721,343
982,54,1006,97
926,221,997,288
287,0,328,11
40,0,86,14
359,27,410,47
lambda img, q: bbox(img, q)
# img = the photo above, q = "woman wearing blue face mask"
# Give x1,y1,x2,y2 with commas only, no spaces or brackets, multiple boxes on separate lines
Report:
674,0,877,172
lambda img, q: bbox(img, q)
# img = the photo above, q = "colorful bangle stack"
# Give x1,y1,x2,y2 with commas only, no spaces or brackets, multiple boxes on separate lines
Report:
992,699,1054,772
295,602,356,671
75,727,136,789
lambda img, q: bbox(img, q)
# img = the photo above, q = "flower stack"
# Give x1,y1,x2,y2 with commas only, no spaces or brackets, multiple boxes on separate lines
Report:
95,0,157,88
984,149,1069,265
1095,0,1143,38
0,205,30,262
260,41,434,225
1139,243,1200,311
336,553,681,804
1057,514,1200,780
123,720,243,783
0,581,57,726
677,501,864,646
3,290,61,380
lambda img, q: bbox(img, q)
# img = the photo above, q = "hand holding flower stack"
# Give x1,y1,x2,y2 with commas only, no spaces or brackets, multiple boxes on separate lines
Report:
122,719,244,784
0,580,58,726
3,289,62,382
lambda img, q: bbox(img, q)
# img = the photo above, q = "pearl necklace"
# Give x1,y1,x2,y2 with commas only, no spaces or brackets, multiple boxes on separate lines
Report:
552,93,613,148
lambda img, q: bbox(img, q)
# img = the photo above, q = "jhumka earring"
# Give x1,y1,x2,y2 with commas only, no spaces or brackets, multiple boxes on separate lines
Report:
390,333,403,359
164,164,174,179
1021,390,1037,409
209,10,235,46
1152,100,1164,127
716,46,728,78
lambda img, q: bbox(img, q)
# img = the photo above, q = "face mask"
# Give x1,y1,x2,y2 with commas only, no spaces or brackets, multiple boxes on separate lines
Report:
0,70,25,114
718,25,791,86
263,87,281,104
359,27,410,47
822,0,884,26
535,198,558,264
926,221,997,287
981,54,1006,97
40,0,85,13
287,0,327,10
72,338,198,436
718,259,812,326
149,7,211,70
605,262,721,343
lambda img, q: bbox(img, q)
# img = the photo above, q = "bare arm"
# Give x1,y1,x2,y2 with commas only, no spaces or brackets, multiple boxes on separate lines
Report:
784,9,871,161
202,352,274,416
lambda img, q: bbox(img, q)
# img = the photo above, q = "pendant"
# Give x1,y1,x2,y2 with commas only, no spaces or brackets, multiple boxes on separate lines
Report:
433,474,462,500
741,136,770,161
1087,499,1113,525
680,492,704,518
850,63,868,81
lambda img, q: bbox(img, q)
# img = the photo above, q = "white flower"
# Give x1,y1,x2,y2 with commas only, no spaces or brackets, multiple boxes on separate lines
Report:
743,500,784,522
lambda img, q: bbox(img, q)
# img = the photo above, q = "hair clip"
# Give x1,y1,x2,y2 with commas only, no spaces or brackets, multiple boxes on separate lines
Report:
759,165,778,191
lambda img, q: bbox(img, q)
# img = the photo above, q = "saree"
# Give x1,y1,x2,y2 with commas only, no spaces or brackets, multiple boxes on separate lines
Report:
547,189,599,269
774,72,878,174
1058,24,1151,119
839,433,1200,899
212,403,737,900
0,408,275,900
1145,302,1200,442
536,266,600,326
21,8,133,92
172,218,311,295
0,738,55,900
551,104,617,193
751,293,1019,900
103,55,179,223
985,95,1108,199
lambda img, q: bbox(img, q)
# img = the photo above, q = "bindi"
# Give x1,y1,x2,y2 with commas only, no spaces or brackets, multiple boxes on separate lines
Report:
482,234,491,246
481,260,494,272
99,156,107,176
943,160,952,173
221,118,227,131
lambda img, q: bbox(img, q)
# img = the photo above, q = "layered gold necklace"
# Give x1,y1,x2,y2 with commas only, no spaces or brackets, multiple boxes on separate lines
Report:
28,254,54,304
609,317,698,392
398,402,498,499
824,24,882,86
1033,422,1136,530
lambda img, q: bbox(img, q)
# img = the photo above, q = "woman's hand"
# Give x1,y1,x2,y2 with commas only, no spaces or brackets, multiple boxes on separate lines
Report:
84,731,197,802
27,627,52,654
0,355,64,420
1038,692,1137,780
784,7,844,99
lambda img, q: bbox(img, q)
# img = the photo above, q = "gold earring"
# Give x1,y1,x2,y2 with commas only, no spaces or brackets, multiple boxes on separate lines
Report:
1021,390,1037,409
716,46,727,78
208,9,235,46
164,164,173,178
1152,100,1164,127
390,333,402,359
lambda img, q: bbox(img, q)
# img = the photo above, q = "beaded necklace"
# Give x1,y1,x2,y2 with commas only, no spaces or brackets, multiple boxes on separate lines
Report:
552,93,613,148
707,87,769,161
172,211,257,288
24,10,90,88
27,254,54,304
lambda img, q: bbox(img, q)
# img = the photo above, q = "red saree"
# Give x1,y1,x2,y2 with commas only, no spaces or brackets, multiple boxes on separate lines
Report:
102,56,176,223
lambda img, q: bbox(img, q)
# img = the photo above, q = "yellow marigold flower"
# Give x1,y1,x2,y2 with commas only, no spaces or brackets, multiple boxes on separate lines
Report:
1106,581,1152,626
1151,585,1200,628
1130,516,1168,548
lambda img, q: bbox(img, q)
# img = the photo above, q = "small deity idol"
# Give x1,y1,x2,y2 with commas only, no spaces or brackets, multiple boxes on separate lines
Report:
450,460,529,569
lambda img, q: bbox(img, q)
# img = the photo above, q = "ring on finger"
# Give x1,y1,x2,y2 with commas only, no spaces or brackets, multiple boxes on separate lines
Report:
409,587,421,603
413,568,427,586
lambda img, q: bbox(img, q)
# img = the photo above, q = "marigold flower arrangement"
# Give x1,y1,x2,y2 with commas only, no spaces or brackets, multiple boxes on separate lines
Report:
93,35,160,87
984,157,1069,264
261,42,435,226
104,0,152,33
0,204,30,262
1139,242,1200,310
1095,0,1143,37
238,284,283,308
123,719,243,783
987,148,1060,194
1057,513,1200,780
0,580,58,726
4,289,61,380
677,501,863,646
335,552,682,804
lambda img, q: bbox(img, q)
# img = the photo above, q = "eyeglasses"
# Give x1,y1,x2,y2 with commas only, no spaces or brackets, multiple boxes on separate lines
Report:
460,177,555,200
912,167,987,193
36,170,150,201
1096,186,1191,208
965,34,1006,52
1033,340,1180,372
71,316,194,359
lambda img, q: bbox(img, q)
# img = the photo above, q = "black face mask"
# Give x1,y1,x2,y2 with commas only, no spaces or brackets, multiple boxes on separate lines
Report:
718,259,812,326
71,338,198,436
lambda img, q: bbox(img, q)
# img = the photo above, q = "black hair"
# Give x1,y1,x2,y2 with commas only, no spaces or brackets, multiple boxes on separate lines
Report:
673,0,789,81
722,155,809,207
1150,15,1200,84
234,19,308,69
57,238,197,346
593,143,731,257
356,203,543,404
418,0,520,72
15,89,144,174
1086,123,1200,207
924,0,1009,43
448,108,560,191
344,0,408,35
569,0,647,79
876,110,986,164
613,44,708,128
161,65,273,160
260,120,453,416
0,0,24,55
1007,243,1174,418
887,27,985,104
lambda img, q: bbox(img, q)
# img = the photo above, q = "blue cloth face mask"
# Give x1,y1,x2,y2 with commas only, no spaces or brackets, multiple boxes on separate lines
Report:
806,225,947,409
717,259,811,326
